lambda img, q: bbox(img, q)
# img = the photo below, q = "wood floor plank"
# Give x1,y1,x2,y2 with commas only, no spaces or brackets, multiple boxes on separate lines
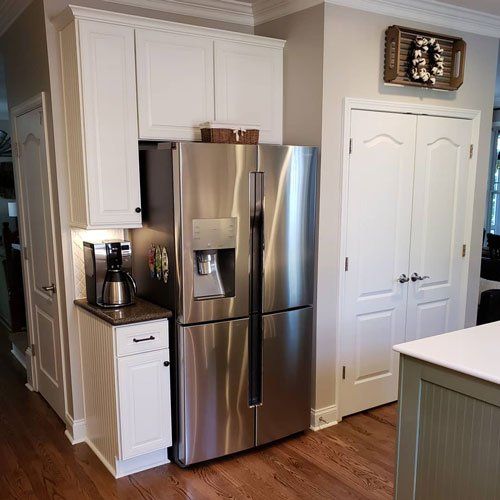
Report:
0,328,396,499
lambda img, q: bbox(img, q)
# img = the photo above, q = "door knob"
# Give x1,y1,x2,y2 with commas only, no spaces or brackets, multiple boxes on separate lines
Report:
411,273,430,282
42,283,56,293
397,274,409,283
163,361,170,367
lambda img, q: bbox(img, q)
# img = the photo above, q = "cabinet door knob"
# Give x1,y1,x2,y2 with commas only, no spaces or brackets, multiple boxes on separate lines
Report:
135,207,142,213
163,361,170,367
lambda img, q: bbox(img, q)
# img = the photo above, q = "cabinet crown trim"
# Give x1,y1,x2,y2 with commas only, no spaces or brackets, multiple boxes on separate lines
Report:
54,5,286,49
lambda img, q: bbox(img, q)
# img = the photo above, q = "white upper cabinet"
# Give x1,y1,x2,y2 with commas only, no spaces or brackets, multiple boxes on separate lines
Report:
60,19,142,229
136,30,214,141
57,6,284,230
214,41,283,144
134,24,284,143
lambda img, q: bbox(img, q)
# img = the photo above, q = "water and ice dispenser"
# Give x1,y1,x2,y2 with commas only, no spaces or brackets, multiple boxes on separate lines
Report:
192,218,236,300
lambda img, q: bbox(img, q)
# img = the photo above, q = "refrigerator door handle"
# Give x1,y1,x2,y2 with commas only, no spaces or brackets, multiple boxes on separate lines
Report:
249,172,264,313
249,171,264,408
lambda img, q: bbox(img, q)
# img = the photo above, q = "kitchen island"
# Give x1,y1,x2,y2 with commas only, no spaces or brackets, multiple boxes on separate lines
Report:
393,323,500,499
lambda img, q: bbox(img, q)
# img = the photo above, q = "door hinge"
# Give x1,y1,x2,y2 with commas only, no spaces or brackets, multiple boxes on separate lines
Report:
344,257,349,271
30,344,35,357
342,366,346,380
469,144,473,159
462,244,467,258
22,246,28,261
349,138,353,155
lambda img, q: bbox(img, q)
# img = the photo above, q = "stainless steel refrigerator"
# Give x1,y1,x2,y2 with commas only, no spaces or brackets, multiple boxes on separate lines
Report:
131,142,318,466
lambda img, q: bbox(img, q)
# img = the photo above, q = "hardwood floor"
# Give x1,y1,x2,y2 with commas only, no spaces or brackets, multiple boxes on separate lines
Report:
0,331,396,499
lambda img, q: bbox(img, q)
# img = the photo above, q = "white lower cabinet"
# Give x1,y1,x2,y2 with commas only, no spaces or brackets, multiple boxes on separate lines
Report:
117,349,172,460
77,308,172,477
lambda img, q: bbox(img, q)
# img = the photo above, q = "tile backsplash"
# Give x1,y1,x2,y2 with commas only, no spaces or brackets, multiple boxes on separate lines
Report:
71,228,125,299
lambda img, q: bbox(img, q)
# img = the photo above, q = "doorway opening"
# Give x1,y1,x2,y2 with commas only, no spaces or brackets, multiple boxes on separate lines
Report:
478,50,500,325
0,53,28,373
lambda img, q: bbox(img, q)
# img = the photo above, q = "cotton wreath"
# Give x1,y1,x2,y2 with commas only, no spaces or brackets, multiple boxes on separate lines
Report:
409,36,444,85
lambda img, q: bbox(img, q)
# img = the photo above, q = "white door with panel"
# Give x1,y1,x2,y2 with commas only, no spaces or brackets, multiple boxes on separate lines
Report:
341,110,472,417
214,40,283,144
117,349,171,459
13,102,65,419
341,110,417,417
135,29,214,140
406,116,472,341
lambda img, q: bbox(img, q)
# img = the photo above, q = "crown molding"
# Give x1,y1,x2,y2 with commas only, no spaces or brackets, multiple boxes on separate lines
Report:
102,0,253,26
54,5,285,48
59,0,500,35
325,0,500,38
0,0,32,37
253,0,322,25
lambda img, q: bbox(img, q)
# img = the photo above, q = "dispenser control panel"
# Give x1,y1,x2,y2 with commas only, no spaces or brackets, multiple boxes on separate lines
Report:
192,218,237,251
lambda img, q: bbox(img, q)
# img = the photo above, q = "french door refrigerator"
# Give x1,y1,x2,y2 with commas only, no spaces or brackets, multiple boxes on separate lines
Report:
131,142,318,466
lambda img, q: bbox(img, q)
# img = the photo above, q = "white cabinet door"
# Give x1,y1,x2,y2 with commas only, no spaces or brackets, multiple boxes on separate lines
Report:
136,29,214,140
406,116,471,341
79,20,142,228
214,41,283,144
117,349,172,460
340,110,417,418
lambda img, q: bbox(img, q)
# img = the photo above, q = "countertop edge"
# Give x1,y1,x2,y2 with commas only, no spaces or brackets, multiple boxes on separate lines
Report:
393,347,500,386
74,299,173,327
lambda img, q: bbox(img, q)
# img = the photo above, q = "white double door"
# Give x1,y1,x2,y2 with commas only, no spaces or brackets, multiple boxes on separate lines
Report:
341,110,472,417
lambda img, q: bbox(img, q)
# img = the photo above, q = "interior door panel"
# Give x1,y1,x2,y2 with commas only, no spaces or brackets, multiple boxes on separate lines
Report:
406,115,471,341
341,110,417,417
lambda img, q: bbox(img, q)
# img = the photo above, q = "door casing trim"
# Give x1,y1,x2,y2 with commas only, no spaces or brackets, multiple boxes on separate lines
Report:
337,97,481,419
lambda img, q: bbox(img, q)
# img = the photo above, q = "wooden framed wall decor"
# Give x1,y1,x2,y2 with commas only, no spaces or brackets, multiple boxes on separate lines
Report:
384,25,466,90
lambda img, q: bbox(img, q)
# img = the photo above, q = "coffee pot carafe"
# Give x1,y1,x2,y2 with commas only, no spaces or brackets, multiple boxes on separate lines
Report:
84,240,137,308
102,269,137,307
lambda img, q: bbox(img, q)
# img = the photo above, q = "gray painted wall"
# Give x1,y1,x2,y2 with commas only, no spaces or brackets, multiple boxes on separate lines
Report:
315,4,498,412
255,5,324,147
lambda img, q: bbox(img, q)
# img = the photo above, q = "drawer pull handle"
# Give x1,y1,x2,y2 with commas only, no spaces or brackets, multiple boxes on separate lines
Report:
164,361,170,367
133,335,155,343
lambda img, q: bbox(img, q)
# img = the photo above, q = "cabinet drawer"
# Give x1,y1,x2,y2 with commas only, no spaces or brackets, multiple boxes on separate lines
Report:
115,320,168,356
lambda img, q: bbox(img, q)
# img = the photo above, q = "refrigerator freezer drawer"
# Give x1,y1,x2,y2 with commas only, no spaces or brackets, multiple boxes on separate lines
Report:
177,318,255,465
257,307,313,445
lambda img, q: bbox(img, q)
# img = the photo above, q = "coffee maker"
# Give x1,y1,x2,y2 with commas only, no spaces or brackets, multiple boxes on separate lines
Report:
84,240,137,308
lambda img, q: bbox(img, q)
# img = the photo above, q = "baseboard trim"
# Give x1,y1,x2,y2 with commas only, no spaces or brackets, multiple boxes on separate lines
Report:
310,404,339,431
10,343,26,369
79,433,169,478
65,417,87,444
115,448,170,478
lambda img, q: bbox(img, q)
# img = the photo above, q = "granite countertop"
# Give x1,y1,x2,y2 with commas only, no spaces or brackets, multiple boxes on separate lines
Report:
74,297,173,326
393,322,500,385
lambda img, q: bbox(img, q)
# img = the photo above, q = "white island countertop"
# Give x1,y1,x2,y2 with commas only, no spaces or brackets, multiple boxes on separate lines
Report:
393,322,500,385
